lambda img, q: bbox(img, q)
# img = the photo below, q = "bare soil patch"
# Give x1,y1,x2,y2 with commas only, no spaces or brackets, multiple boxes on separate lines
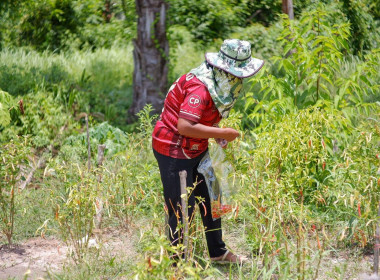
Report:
0,237,67,279
0,228,137,280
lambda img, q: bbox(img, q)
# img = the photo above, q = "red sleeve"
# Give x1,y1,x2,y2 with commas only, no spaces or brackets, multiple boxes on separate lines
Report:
178,79,209,123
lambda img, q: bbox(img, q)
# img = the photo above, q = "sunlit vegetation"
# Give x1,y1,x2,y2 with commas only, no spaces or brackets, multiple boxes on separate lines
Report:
0,0,379,279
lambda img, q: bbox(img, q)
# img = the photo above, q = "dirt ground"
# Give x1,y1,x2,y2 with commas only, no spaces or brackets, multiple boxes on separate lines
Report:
0,237,67,279
0,228,137,280
0,226,379,280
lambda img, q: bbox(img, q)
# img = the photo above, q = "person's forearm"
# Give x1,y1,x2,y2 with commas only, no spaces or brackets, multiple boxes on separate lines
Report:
178,121,225,139
177,118,239,141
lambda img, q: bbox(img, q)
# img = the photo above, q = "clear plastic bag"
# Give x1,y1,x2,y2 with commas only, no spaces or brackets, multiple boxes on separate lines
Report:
197,143,235,220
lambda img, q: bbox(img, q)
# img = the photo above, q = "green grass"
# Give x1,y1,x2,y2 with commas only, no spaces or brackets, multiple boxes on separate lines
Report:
1,14,380,279
1,102,378,280
0,46,135,129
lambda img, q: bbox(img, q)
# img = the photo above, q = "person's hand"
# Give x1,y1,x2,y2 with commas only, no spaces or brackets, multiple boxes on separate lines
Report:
222,128,239,142
215,138,228,148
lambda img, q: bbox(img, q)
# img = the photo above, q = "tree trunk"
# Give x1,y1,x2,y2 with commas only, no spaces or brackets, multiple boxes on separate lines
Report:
103,0,113,23
129,0,169,119
282,0,294,20
283,0,295,58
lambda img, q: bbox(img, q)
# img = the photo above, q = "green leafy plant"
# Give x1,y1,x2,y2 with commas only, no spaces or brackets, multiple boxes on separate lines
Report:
244,6,379,128
53,165,99,263
17,0,79,51
341,0,378,54
103,139,159,230
0,90,15,127
2,90,72,147
136,104,158,140
0,136,29,245
133,228,220,279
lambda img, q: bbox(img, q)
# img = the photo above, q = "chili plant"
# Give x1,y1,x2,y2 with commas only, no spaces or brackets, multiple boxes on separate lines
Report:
0,136,29,245
53,164,99,263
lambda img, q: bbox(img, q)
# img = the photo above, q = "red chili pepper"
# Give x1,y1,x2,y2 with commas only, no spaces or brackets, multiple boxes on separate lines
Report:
316,233,321,250
212,204,220,219
259,206,267,213
211,203,232,218
201,202,207,217
221,205,232,215
322,161,326,170
212,211,220,219
358,202,361,217
311,224,316,232
270,248,281,256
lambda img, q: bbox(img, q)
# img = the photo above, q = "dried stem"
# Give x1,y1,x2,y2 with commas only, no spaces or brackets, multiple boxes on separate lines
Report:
374,200,380,275
85,114,91,172
179,170,189,260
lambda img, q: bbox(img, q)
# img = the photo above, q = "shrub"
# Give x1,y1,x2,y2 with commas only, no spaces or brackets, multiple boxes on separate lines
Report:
341,0,378,54
0,90,19,128
18,0,79,51
52,166,99,263
0,137,30,245
244,6,380,128
238,105,380,248
0,90,73,147
168,0,237,43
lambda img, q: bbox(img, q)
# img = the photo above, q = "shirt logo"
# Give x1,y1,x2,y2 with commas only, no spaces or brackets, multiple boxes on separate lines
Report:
191,144,199,150
188,94,201,108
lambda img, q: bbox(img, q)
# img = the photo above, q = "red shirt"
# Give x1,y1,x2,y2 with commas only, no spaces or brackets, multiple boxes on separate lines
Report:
152,73,221,159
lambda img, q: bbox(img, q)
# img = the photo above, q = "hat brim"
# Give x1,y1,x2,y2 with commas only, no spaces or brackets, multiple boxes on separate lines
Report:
205,52,265,78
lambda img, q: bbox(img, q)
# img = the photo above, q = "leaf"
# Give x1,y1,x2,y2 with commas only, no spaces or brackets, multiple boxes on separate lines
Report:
334,94,341,109
0,90,13,127
319,83,329,95
359,75,372,87
283,44,295,57
283,59,295,72
0,90,13,106
320,73,334,86
0,103,11,127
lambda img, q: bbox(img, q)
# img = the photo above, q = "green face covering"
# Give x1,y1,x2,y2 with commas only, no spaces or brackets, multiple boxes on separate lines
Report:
190,62,243,118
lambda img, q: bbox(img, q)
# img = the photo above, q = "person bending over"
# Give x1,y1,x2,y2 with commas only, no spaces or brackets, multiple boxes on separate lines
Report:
152,39,264,263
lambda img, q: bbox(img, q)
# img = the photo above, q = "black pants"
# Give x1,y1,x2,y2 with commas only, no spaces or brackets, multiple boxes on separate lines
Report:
153,149,226,258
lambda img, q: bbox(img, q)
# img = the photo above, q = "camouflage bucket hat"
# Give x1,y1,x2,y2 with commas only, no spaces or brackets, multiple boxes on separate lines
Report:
205,39,265,78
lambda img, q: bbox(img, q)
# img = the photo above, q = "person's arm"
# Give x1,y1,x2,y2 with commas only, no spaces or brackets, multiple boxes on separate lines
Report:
177,118,239,142
213,123,228,148
215,138,228,148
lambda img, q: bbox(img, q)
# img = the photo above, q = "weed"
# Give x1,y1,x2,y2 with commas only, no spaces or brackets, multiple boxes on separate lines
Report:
0,136,30,244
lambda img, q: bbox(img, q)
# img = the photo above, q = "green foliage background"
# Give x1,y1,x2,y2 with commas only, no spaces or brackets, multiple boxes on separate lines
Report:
0,0,379,279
